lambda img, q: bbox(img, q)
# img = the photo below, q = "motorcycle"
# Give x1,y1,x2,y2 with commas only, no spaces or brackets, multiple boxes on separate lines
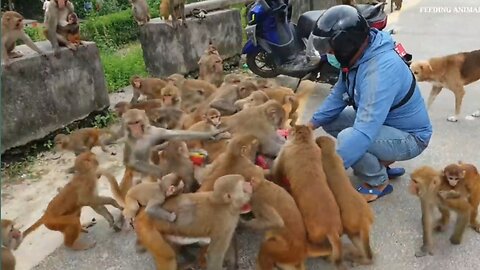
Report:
242,0,411,86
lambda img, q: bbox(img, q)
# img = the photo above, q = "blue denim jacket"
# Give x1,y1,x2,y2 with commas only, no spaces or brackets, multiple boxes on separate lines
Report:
310,29,432,168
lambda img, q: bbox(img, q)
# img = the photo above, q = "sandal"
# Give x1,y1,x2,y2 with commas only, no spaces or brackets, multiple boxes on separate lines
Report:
387,166,405,179
356,184,394,203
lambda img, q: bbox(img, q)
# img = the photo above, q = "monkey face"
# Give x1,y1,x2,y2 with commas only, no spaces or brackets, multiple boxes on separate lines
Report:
265,102,286,129
3,12,24,30
162,95,172,105
446,174,461,187
2,220,23,250
124,110,148,138
127,120,145,138
67,13,78,24
133,80,141,89
409,179,419,195
209,114,221,127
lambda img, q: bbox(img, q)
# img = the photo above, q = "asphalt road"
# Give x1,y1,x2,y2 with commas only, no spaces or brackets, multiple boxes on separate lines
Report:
24,0,480,269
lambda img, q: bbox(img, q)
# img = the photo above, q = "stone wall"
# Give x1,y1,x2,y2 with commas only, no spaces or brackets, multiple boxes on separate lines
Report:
139,9,243,78
292,0,343,22
1,42,109,153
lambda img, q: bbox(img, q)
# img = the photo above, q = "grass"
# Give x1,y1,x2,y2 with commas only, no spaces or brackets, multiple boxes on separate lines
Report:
100,42,148,92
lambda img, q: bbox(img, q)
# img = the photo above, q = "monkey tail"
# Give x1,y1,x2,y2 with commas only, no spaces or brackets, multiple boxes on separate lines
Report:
100,172,125,207
22,216,45,238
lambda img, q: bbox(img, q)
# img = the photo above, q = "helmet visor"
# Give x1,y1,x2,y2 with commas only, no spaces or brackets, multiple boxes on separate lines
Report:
307,33,333,55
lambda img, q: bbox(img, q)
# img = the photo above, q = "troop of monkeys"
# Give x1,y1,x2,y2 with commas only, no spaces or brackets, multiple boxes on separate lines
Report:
3,44,480,270
1,0,186,66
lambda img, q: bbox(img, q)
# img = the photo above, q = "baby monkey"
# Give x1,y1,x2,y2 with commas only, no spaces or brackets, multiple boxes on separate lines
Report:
57,12,82,46
203,108,222,128
122,173,184,228
439,163,468,200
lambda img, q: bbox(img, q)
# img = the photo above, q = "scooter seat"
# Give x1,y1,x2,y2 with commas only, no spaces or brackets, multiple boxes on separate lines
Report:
356,3,384,21
297,10,325,40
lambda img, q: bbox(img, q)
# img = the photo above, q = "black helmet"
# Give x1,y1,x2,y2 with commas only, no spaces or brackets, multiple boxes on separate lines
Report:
309,5,370,67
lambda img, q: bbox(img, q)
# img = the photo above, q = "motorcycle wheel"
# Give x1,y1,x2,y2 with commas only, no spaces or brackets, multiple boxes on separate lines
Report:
246,51,279,78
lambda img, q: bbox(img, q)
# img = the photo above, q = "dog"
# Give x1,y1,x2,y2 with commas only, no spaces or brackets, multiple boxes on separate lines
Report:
410,49,480,122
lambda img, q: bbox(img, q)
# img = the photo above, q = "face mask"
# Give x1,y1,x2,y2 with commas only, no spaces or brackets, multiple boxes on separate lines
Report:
326,53,341,69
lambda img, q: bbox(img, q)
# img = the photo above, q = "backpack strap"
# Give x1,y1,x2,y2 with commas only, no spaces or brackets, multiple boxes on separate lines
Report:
389,71,416,112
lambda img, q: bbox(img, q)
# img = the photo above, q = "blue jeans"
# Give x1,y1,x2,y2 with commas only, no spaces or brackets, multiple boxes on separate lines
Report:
323,108,427,187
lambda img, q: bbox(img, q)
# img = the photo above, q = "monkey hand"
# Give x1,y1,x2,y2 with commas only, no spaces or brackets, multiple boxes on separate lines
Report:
438,190,461,200
210,127,231,140
168,212,177,222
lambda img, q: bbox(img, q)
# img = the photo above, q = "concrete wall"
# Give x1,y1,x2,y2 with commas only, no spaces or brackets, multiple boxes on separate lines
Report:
292,0,342,22
139,9,243,78
1,41,109,153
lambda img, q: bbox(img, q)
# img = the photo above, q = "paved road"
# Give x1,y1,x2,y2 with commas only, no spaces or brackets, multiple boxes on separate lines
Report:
22,0,480,269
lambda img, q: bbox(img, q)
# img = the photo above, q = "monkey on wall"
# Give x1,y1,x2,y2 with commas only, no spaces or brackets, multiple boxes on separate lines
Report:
130,0,151,26
44,0,76,54
1,11,45,65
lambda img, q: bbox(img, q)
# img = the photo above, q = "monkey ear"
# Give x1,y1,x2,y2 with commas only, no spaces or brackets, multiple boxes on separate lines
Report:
223,192,232,202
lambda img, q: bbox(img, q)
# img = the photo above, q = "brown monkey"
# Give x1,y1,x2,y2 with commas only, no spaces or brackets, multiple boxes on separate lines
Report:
159,0,187,29
148,106,186,129
135,174,252,270
116,109,226,180
54,127,113,156
439,162,480,232
209,81,257,115
44,0,76,54
114,99,163,117
167,74,217,112
1,11,45,65
241,167,327,269
1,219,23,270
56,12,81,46
106,173,184,226
203,40,220,56
22,152,123,250
221,73,247,86
130,0,151,26
234,90,270,111
316,136,374,265
150,140,199,192
198,53,224,87
272,125,345,270
263,86,299,126
409,166,473,257
159,82,182,107
223,100,287,157
251,77,279,89
187,108,231,161
439,163,470,200
130,75,168,103
198,134,260,191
